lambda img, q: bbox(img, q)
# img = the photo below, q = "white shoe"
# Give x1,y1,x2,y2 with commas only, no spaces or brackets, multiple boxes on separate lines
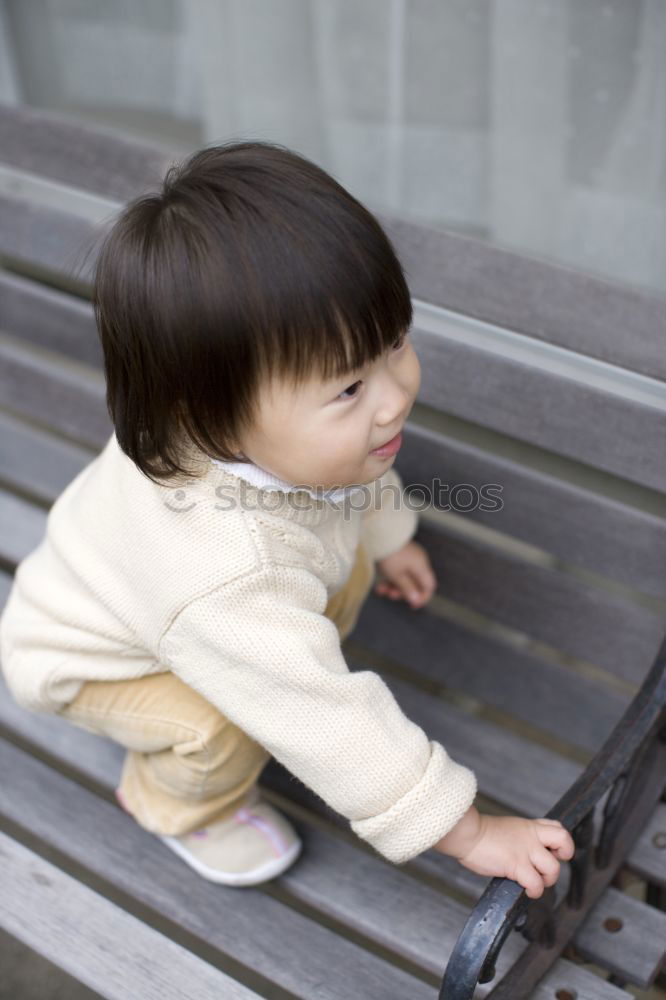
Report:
155,790,303,887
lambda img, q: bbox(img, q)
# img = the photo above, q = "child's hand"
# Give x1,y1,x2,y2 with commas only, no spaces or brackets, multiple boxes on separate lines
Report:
433,806,575,899
374,540,437,609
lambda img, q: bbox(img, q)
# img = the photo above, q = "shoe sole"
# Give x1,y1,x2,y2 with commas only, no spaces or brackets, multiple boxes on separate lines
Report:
157,831,303,886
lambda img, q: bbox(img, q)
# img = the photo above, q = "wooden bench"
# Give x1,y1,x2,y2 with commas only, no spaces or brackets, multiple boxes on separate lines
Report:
0,102,665,1000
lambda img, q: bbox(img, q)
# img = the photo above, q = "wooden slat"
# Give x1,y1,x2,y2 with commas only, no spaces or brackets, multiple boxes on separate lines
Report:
0,489,46,565
398,422,666,601
0,335,109,448
565,877,666,989
0,832,261,1000
0,679,653,995
0,412,95,504
573,879,666,988
350,604,632,757
627,804,666,888
415,520,666,686
0,193,102,284
412,326,666,493
0,103,171,203
0,739,436,1000
0,268,101,367
381,214,666,381
380,669,576,814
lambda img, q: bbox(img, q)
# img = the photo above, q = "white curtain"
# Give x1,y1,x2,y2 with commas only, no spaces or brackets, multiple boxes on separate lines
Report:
2,0,665,294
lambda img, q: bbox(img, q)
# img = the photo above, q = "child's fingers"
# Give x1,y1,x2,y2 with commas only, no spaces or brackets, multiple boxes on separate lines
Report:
390,573,416,603
515,862,545,900
402,569,437,606
408,561,436,594
401,573,429,606
536,823,575,860
376,573,433,607
530,846,560,887
422,566,438,595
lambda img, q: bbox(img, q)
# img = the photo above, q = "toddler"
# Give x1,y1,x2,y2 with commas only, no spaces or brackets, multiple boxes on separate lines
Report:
0,140,574,891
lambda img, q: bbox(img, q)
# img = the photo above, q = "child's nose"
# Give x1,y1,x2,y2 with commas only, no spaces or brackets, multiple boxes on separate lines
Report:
376,379,411,426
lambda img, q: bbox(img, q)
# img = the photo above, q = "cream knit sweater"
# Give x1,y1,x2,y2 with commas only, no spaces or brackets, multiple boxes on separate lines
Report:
0,431,477,864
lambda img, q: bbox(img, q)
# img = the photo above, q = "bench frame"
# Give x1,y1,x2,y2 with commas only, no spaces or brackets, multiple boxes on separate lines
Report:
441,636,666,997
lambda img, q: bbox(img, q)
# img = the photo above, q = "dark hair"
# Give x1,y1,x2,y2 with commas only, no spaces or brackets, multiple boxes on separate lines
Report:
92,139,413,485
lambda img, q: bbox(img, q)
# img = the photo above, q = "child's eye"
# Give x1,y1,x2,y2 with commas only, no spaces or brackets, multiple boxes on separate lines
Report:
392,333,407,351
337,380,363,401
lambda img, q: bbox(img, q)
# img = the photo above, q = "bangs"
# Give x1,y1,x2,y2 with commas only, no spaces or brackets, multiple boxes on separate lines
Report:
241,184,414,389
260,273,412,391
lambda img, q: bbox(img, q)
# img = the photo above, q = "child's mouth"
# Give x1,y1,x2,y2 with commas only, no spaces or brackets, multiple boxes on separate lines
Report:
369,431,402,457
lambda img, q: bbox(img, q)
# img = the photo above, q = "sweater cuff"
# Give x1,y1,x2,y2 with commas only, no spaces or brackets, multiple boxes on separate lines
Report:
349,741,478,864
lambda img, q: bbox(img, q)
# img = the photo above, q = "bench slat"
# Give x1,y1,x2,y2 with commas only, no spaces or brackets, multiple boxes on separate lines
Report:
413,326,666,493
0,687,649,995
626,804,666,888
0,738,436,1000
415,520,665,686
0,103,171,203
399,423,666,601
0,411,95,503
0,268,102,368
572,881,666,988
351,606,631,756
0,334,108,448
0,193,101,285
382,214,666,381
0,831,261,1000
0,489,46,564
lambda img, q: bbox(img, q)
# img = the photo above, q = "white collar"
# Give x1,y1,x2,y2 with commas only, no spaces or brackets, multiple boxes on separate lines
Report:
210,457,367,503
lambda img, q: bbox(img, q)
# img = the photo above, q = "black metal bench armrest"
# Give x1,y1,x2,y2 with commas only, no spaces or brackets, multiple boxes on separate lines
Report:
439,633,666,1000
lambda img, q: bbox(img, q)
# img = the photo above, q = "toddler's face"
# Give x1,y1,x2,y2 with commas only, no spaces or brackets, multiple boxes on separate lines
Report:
233,331,421,490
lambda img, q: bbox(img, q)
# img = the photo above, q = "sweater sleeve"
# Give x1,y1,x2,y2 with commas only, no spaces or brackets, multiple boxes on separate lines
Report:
360,464,419,563
158,560,477,865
